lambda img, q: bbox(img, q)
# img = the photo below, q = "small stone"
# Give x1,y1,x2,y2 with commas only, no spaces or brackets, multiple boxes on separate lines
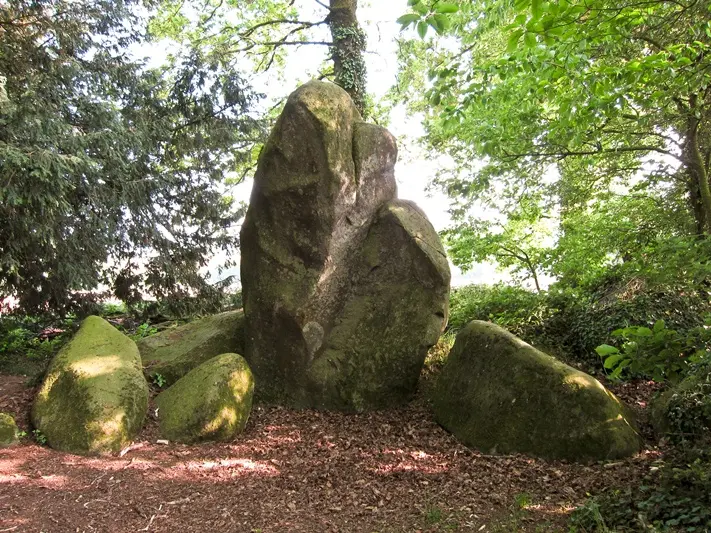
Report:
0,413,19,448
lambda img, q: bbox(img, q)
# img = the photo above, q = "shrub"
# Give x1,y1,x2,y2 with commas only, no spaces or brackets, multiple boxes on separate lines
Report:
0,315,74,377
596,319,711,383
665,370,711,442
570,451,711,532
448,284,551,335
562,277,711,365
448,281,710,371
651,363,711,444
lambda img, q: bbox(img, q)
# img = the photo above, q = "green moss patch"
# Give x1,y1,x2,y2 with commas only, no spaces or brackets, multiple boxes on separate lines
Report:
433,320,641,461
155,353,254,443
138,310,245,386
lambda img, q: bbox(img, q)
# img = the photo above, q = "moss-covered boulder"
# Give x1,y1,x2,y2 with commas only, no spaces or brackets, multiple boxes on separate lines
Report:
240,81,450,411
155,353,254,443
650,369,711,440
0,413,19,448
138,310,245,386
433,321,641,461
32,316,148,455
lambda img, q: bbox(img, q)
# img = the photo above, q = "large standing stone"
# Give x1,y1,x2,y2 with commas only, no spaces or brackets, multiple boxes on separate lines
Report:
433,321,642,461
240,81,450,411
32,316,148,455
138,310,245,386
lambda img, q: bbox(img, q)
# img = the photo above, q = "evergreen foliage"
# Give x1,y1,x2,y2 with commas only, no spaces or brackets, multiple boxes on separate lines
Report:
0,0,264,314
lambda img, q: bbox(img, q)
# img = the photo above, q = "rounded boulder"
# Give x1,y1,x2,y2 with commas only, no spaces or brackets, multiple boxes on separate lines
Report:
0,413,19,448
32,316,148,455
433,321,642,461
139,310,246,387
155,353,254,443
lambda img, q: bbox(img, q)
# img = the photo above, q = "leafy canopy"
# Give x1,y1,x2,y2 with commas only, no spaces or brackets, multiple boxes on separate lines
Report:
395,0,711,289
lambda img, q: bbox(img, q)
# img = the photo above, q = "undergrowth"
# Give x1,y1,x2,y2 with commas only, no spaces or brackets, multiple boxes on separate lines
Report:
570,449,711,532
0,302,167,379
0,315,75,378
446,280,711,372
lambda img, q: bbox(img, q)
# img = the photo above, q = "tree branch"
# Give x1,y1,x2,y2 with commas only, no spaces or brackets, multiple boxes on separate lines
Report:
230,40,333,55
501,144,679,162
240,19,327,39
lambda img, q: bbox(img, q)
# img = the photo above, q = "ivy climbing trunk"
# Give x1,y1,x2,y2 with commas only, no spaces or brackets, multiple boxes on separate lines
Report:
328,0,367,115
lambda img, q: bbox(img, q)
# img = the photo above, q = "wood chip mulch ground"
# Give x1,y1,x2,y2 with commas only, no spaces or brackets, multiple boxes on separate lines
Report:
0,373,664,533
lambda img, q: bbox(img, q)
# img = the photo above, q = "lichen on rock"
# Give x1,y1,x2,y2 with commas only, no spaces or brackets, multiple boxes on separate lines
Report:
138,310,245,386
155,353,254,443
433,320,642,461
31,316,148,456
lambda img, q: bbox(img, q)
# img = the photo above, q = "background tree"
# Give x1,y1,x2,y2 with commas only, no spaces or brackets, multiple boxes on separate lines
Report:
445,196,552,292
396,0,711,287
0,0,264,314
150,0,368,114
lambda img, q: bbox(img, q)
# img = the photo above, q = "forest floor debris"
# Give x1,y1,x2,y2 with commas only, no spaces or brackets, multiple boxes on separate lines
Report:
0,373,661,532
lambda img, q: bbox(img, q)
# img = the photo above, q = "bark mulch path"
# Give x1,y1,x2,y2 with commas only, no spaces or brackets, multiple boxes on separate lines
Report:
0,373,663,533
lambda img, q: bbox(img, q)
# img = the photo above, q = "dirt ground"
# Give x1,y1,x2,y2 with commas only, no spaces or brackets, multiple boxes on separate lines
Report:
0,374,661,533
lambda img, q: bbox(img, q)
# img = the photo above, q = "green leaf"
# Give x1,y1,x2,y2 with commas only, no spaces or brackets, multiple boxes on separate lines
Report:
524,31,536,47
413,3,429,15
428,16,444,34
596,344,620,357
507,29,524,52
610,364,627,379
396,13,420,27
435,2,459,14
636,327,653,337
653,319,666,333
431,14,451,33
417,20,428,38
531,0,542,19
604,354,624,369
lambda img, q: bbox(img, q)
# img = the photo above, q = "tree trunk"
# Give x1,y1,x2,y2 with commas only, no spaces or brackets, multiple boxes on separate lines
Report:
687,174,706,235
527,259,542,293
328,0,367,115
683,99,711,235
